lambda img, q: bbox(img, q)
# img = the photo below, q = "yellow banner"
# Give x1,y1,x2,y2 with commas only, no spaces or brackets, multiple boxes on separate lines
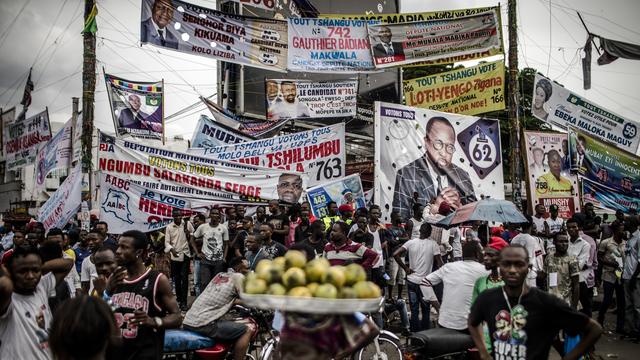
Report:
320,6,504,65
403,60,505,115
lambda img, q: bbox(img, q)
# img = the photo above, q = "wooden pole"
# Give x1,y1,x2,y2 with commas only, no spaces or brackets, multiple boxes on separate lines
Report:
508,0,523,210
81,0,96,203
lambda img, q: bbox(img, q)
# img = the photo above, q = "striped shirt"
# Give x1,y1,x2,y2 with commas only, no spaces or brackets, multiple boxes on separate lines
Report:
323,240,379,269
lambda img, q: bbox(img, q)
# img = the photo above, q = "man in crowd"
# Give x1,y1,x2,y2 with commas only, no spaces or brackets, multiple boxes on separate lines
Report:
393,222,442,332
267,200,290,245
259,223,287,259
469,245,602,360
45,228,81,298
106,230,181,360
338,204,354,226
90,246,118,298
94,221,118,249
598,220,626,332
183,257,254,360
1,229,26,265
321,201,341,231
532,204,549,239
193,208,229,288
567,218,595,317
405,203,424,240
545,204,565,252
164,209,194,311
367,205,387,290
301,220,327,257
471,242,504,353
80,229,105,295
294,208,313,244
231,216,253,258
323,226,378,269
511,218,545,287
253,206,267,230
544,232,580,308
245,235,268,271
72,229,91,274
387,211,408,300
623,215,640,341
190,213,206,296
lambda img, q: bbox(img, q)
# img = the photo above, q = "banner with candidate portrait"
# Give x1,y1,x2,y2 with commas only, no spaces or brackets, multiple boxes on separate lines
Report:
35,118,73,192
374,101,504,223
568,129,640,197
287,18,375,72
3,109,52,170
140,0,288,72
188,123,345,187
265,79,357,120
582,178,640,213
321,5,503,66
98,133,306,205
191,115,254,149
403,60,505,115
523,131,579,219
532,73,640,154
38,164,83,230
1,107,16,154
307,174,366,219
105,73,164,140
367,10,502,69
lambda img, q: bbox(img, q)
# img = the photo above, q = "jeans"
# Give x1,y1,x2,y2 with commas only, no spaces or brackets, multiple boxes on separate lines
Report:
200,259,226,289
170,256,190,305
598,280,625,332
384,299,410,331
193,259,201,296
579,282,594,318
623,279,640,335
407,281,430,332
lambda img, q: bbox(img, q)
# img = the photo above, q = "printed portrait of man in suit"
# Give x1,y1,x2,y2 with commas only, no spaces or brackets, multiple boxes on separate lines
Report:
141,0,179,49
392,116,476,220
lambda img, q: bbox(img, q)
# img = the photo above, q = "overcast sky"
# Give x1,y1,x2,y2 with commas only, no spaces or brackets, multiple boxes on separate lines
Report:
0,0,638,139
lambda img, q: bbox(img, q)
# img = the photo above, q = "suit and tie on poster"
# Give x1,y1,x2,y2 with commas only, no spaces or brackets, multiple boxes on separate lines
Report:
375,102,504,222
105,73,164,140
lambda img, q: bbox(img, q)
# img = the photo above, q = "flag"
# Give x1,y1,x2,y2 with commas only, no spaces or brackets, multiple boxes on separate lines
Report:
82,3,98,34
597,36,640,65
20,68,34,107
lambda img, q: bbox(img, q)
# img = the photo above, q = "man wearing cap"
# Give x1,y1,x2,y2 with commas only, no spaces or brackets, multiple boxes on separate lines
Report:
338,204,354,226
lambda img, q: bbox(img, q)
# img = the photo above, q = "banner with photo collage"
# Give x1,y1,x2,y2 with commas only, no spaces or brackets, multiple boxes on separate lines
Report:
307,174,366,219
265,79,357,120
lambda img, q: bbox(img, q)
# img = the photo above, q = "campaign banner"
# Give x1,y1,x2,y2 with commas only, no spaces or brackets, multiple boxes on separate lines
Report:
71,111,83,163
532,73,640,153
105,73,163,140
140,0,288,72
1,107,16,154
307,174,366,219
191,115,254,149
403,60,505,116
38,164,83,230
523,131,579,218
188,124,345,187
99,173,208,234
367,10,502,68
201,96,290,138
266,79,357,120
98,134,306,205
582,178,640,213
35,119,73,191
3,109,52,170
287,18,374,72
374,101,504,223
320,6,503,66
229,0,275,12
568,129,640,197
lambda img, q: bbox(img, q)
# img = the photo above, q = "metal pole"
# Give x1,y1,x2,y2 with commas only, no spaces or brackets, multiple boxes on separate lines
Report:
508,0,522,210
577,11,601,56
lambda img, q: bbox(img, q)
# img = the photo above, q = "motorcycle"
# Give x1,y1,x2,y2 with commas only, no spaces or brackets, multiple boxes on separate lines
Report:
403,328,478,360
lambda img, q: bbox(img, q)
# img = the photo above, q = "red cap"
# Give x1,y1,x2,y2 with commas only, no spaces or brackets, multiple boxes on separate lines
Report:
338,204,353,213
438,201,452,216
489,236,508,251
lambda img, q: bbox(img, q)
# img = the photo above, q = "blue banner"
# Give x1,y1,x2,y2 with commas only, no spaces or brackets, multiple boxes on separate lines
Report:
582,178,640,213
307,174,366,219
190,115,254,149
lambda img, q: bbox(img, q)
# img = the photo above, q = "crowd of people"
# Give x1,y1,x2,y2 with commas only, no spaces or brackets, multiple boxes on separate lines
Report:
0,198,638,359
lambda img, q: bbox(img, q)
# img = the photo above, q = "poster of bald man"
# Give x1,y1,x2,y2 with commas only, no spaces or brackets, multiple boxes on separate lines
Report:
105,73,164,140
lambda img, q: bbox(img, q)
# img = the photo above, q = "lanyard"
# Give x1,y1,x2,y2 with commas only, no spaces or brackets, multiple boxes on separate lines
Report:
501,285,524,313
249,248,263,269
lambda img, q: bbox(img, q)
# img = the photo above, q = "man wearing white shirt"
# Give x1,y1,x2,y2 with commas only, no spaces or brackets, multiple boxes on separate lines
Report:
165,209,194,311
545,204,565,251
80,230,104,295
511,218,545,288
567,218,594,317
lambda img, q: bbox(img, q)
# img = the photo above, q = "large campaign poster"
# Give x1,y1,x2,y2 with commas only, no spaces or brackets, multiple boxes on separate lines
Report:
532,73,640,154
523,131,579,218
3,109,52,170
105,73,163,140
188,124,345,187
307,174,366,219
288,18,374,72
266,79,357,120
98,134,306,205
367,10,502,69
191,115,254,149
374,101,504,223
403,60,505,116
140,0,288,72
582,179,640,213
35,119,73,191
569,129,640,197
321,5,503,66
1,107,16,154
38,164,83,230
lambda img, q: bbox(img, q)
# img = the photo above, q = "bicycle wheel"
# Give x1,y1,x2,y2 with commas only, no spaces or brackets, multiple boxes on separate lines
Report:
356,334,403,360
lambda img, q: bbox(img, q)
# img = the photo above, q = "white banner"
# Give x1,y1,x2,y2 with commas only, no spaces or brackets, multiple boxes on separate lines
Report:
374,101,504,222
532,73,640,154
266,79,357,120
3,109,52,170
190,115,254,149
1,107,16,157
38,164,83,230
71,112,82,164
287,18,374,72
99,134,306,205
188,124,345,187
35,118,73,191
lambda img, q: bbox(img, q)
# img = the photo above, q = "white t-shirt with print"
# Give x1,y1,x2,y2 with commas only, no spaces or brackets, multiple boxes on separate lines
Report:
194,223,229,262
81,255,97,294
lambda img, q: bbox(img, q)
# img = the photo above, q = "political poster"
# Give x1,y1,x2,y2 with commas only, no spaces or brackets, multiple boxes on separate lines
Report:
71,112,83,163
35,119,73,191
568,129,640,197
374,101,504,223
3,109,52,170
201,96,290,138
98,134,306,205
320,5,503,66
266,79,357,120
188,124,345,187
523,131,579,219
532,73,640,154
287,18,374,72
99,173,208,234
1,107,16,154
38,164,83,230
307,174,366,219
105,73,163,140
582,178,640,213
367,10,502,68
403,60,505,116
140,0,288,72
191,115,254,149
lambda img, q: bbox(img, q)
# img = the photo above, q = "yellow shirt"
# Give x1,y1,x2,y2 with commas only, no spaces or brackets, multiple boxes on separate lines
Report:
535,172,573,197
64,248,76,261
